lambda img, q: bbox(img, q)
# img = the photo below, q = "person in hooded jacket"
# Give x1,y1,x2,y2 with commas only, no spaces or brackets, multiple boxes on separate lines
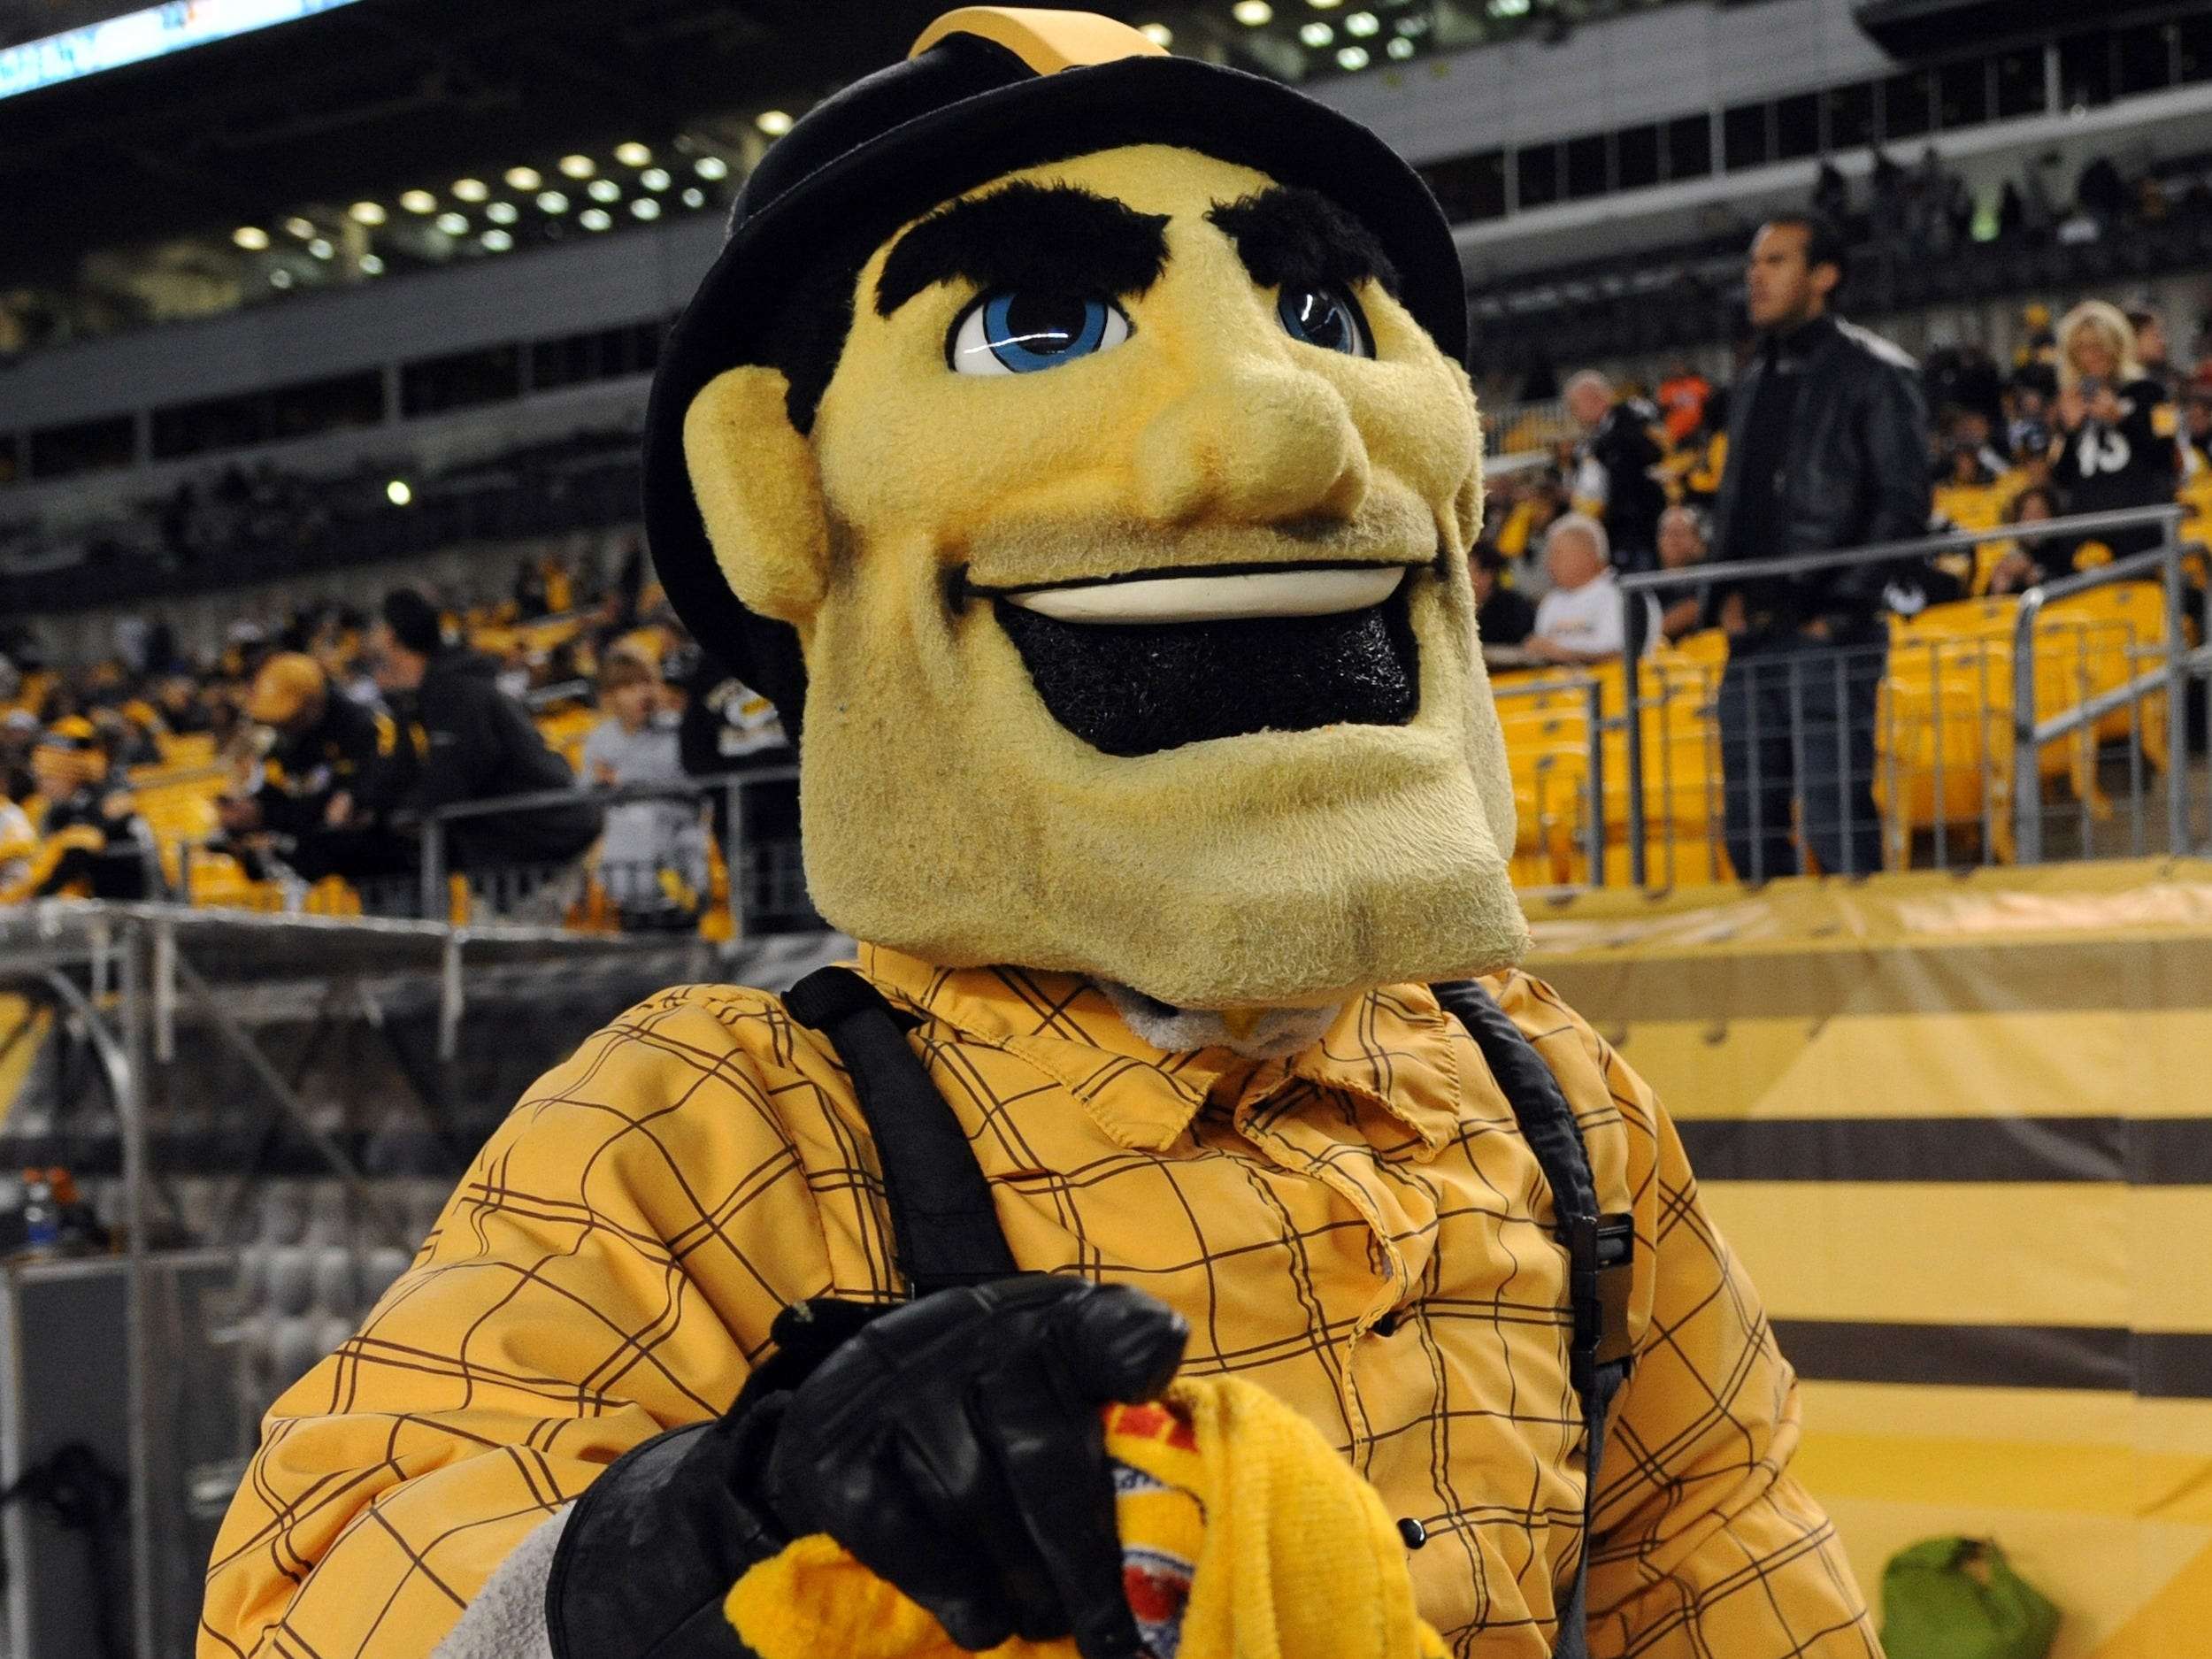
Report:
372,588,602,882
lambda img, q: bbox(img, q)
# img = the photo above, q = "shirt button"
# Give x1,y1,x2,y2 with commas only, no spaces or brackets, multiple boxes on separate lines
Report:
1397,1517,1428,1550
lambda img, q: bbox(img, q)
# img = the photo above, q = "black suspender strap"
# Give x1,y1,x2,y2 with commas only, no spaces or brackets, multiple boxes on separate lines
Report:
1431,979,1635,1659
783,965,1020,1297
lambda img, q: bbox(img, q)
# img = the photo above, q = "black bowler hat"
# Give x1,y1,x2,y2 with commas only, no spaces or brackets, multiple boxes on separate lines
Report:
643,6,1467,734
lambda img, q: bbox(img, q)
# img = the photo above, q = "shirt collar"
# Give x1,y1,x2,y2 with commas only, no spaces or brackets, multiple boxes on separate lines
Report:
854,945,1474,1158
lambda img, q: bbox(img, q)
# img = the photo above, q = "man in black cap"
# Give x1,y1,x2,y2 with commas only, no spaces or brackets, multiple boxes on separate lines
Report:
371,587,602,906
208,15,1871,1659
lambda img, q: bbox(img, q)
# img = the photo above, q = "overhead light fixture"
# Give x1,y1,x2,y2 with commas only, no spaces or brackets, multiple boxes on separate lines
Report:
695,154,729,180
1488,0,1530,13
632,196,661,220
614,141,652,166
580,207,612,230
1309,0,1341,9
486,200,519,224
348,200,386,225
1139,22,1172,45
640,166,672,191
1233,1,1272,22
587,178,620,203
386,479,412,506
505,165,541,191
558,153,595,179
1396,10,1431,31
232,226,269,250
755,110,793,136
481,228,513,252
680,187,705,207
1299,20,1333,44
283,215,314,239
1386,34,1414,58
307,237,333,259
1335,43,1369,67
453,177,489,202
1345,11,1379,35
399,189,437,213
360,252,385,273
270,268,294,288
435,211,468,234
536,189,569,214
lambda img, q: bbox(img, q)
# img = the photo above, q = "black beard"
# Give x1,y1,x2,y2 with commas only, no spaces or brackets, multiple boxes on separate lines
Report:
993,581,1419,757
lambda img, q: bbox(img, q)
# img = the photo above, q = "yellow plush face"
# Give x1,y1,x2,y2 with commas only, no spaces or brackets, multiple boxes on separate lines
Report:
685,143,1527,1008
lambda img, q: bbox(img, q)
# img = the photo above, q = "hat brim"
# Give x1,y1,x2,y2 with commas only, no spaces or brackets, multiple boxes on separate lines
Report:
646,53,1466,733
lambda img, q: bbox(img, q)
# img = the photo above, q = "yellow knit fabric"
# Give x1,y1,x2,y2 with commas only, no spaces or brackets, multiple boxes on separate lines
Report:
726,1376,1448,1659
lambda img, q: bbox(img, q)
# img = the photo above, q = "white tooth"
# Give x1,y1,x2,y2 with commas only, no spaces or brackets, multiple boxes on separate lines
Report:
1008,566,1404,625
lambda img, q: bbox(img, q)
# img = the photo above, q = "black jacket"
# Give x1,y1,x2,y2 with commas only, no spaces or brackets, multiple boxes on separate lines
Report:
257,695,397,841
1574,399,1669,570
1709,313,1932,637
394,650,601,868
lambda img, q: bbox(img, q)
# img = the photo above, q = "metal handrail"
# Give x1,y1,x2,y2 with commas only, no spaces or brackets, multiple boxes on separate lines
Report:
1616,503,2194,887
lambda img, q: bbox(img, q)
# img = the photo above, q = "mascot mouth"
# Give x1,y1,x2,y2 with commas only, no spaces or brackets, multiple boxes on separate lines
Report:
980,562,1422,757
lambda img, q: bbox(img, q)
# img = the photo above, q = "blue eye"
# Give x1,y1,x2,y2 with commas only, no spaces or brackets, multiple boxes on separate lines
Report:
949,291,1132,375
1277,286,1372,357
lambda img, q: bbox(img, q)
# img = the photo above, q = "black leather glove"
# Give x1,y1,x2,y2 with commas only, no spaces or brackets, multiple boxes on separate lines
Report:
766,1275,1187,1659
544,1278,1186,1659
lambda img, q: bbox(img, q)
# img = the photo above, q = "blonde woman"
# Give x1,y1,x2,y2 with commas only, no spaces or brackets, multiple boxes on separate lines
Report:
2048,298,2178,565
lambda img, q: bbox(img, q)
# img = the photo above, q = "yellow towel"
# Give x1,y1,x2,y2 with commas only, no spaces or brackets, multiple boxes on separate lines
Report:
726,1374,1446,1659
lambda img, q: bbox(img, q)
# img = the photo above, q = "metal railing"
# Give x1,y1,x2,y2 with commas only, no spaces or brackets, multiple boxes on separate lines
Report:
1603,503,2208,887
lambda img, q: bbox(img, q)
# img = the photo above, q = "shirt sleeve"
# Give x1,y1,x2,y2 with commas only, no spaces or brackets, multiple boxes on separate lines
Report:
197,986,840,1659
1505,976,1878,1658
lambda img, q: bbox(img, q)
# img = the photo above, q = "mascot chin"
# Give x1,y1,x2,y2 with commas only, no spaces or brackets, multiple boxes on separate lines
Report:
204,12,1875,1659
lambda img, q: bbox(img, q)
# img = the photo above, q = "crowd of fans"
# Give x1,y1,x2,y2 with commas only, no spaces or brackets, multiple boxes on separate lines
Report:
0,543,799,932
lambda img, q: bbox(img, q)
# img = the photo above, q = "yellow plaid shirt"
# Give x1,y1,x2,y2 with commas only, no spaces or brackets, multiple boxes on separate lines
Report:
201,946,1875,1658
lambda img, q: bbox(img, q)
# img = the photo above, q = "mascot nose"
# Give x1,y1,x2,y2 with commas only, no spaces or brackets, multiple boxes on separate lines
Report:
1134,360,1371,526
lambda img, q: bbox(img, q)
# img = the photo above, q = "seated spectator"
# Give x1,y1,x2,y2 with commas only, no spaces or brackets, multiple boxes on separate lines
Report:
671,642,810,931
1525,514,1661,665
6,717,160,902
1986,485,2064,596
582,652,708,931
218,652,413,889
1564,369,1668,573
1655,506,1711,644
2184,388,2212,474
2048,300,2178,565
1470,543,1535,659
371,589,602,906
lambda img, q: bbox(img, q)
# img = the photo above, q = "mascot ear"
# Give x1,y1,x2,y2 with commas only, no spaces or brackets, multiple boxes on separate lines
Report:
682,365,833,625
1451,465,1484,554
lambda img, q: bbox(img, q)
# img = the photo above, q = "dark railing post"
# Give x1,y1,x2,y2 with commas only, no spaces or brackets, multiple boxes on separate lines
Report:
1582,675,1606,887
1621,592,1648,888
419,814,446,924
723,778,747,942
2163,524,2188,856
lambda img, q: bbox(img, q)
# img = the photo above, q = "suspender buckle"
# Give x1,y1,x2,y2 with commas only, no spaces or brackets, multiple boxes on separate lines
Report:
1563,1213,1638,1392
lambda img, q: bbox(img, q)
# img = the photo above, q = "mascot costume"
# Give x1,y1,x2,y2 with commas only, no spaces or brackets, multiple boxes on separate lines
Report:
202,12,1878,1658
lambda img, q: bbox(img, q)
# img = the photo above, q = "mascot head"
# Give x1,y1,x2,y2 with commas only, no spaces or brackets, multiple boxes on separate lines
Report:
648,5,1526,1010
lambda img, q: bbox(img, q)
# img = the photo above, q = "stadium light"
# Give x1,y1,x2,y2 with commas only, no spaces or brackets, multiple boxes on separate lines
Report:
505,165,541,191
1386,34,1413,57
680,187,705,208
587,178,619,203
614,142,651,166
1140,23,1172,46
559,153,595,179
695,155,729,180
481,228,513,251
360,252,385,273
348,200,386,225
1299,20,1332,44
386,479,411,506
1233,2,1272,23
632,196,661,220
486,201,519,224
307,237,333,259
755,111,793,136
1345,12,1378,35
435,211,468,234
399,189,436,213
270,268,294,288
452,177,489,202
1335,43,1368,67
580,208,612,230
283,215,314,239
232,226,270,250
1308,0,1340,9
640,167,672,191
536,190,569,214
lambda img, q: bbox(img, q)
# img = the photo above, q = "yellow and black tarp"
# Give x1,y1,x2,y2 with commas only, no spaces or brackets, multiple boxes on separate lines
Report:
1524,859,2212,1659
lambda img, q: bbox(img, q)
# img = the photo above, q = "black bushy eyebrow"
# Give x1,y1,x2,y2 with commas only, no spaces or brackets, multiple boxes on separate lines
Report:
874,181,1171,318
1204,186,1400,300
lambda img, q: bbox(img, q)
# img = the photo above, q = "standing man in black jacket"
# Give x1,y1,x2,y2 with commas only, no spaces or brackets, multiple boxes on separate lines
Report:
372,589,602,902
1709,212,1931,879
